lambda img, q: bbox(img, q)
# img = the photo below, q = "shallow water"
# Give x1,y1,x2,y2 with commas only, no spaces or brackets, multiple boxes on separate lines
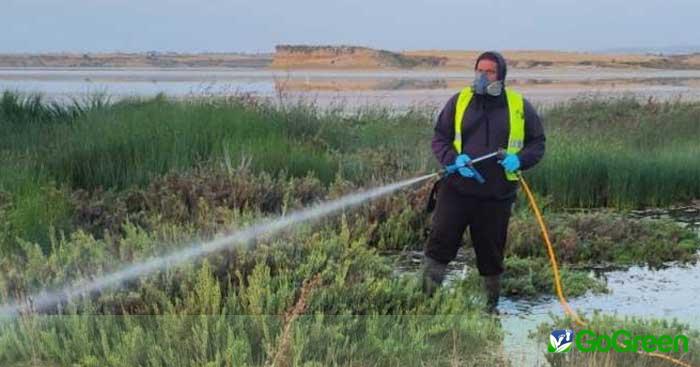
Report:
388,207,700,365
3,67,700,109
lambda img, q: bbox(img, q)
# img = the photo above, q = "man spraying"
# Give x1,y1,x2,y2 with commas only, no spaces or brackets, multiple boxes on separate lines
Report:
422,51,546,314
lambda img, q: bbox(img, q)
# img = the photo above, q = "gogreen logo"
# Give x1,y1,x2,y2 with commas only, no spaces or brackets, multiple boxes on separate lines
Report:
549,329,575,353
548,329,690,353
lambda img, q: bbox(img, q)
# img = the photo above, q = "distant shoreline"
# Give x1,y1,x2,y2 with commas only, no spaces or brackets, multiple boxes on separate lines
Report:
1,45,699,70
0,52,274,69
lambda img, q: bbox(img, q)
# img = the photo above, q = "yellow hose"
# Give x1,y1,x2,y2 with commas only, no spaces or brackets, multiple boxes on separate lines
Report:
517,173,695,367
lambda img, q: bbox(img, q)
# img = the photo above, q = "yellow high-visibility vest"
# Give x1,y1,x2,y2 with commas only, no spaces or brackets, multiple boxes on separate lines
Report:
453,87,525,181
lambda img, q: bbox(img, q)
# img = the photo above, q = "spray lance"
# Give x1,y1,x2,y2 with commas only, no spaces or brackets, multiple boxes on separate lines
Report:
425,149,506,212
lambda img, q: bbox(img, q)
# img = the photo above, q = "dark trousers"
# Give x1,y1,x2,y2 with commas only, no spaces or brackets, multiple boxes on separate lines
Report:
424,179,514,276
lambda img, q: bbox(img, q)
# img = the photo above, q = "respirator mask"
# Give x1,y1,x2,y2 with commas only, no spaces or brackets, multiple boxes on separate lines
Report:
472,71,503,96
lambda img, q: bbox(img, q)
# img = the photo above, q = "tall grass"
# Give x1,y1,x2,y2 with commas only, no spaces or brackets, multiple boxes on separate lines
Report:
0,92,432,191
0,90,105,127
3,91,699,209
0,155,72,253
2,90,699,253
0,91,109,153
529,95,700,207
40,97,335,189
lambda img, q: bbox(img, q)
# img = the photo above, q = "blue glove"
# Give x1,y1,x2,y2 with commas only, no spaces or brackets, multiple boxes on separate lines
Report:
499,154,521,173
455,154,475,178
455,154,471,167
445,154,475,178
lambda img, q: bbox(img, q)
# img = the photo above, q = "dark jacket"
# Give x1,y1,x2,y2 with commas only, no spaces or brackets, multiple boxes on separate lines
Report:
431,53,546,199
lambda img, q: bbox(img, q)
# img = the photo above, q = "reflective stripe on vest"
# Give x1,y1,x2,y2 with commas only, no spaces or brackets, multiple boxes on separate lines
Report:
453,87,525,181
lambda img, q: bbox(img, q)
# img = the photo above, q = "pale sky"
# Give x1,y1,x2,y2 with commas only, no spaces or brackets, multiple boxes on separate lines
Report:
2,0,698,53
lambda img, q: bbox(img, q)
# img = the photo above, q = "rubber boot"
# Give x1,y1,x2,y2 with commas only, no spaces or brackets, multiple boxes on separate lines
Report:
421,256,448,296
483,274,502,315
